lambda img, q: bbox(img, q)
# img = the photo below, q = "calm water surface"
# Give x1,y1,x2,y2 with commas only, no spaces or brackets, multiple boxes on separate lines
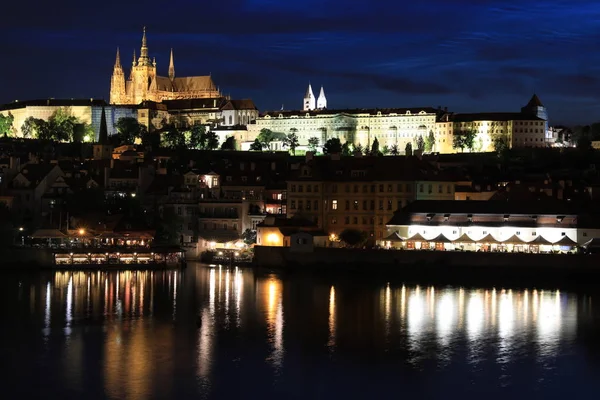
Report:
1,263,600,399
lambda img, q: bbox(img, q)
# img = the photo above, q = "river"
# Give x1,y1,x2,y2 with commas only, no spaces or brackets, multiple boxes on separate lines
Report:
1,263,599,399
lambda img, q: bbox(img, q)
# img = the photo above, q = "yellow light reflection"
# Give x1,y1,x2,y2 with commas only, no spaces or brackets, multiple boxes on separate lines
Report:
265,278,284,370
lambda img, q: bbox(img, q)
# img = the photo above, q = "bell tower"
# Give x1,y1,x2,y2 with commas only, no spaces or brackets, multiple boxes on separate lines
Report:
303,83,315,111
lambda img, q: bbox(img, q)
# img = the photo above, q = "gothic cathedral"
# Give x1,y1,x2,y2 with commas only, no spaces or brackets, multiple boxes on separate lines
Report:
110,28,222,105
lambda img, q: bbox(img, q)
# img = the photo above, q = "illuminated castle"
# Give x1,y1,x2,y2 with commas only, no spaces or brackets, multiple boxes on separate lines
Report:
110,27,222,105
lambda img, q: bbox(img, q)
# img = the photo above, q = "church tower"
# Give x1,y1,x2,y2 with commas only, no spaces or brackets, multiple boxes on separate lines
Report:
130,27,157,104
110,48,126,104
93,106,114,160
169,48,175,81
303,83,316,111
317,86,327,109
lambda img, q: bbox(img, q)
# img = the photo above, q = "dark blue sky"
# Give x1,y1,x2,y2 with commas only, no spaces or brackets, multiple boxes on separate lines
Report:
2,0,600,125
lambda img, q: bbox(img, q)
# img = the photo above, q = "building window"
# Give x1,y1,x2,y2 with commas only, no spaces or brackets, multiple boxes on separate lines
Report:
397,200,403,210
387,200,392,210
371,185,376,193
397,184,403,192
306,201,311,210
419,184,424,193
438,184,442,194
353,201,359,210
291,200,296,209
407,184,412,192
583,232,588,237
332,200,338,210
298,185,304,193
428,184,432,194
345,200,350,210
379,184,384,193
233,223,238,230
332,184,338,193
345,216,350,224
223,223,228,229
447,185,451,194
307,185,312,193
298,200,303,210
345,185,350,193
291,185,296,192
379,200,383,210
516,231,520,235
353,217,358,224
314,200,318,210
314,185,319,192
363,185,368,193
370,200,375,210
354,185,359,193
331,217,337,224
379,217,383,225
388,184,393,192
532,232,536,236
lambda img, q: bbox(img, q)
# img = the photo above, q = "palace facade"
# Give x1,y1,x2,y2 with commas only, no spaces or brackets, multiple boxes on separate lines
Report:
246,93,549,154
110,28,221,105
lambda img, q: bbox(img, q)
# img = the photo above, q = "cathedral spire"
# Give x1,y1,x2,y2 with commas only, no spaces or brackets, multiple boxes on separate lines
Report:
169,48,175,80
132,49,137,66
303,82,315,111
114,47,122,69
138,26,150,66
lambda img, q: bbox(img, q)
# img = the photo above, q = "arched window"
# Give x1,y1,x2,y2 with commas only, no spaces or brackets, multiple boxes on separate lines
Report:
229,115,232,125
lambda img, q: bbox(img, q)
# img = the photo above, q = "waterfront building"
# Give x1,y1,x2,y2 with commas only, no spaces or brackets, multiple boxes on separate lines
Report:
384,200,599,251
285,154,460,243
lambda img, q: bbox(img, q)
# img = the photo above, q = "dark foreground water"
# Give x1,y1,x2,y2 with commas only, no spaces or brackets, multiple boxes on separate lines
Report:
1,264,600,399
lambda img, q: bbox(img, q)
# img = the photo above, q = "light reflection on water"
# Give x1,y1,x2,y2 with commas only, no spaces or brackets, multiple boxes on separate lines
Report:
1,266,599,399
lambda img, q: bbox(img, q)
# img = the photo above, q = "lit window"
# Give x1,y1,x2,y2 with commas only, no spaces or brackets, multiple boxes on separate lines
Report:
332,200,338,210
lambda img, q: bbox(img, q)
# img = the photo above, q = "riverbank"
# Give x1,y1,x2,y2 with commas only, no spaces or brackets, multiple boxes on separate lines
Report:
253,246,600,285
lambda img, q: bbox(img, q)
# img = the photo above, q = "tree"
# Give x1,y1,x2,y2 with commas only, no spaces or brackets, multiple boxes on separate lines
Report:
22,117,53,140
323,137,342,154
162,125,186,148
308,137,320,153
50,108,78,142
416,135,425,152
115,117,144,145
452,129,477,152
492,133,510,154
354,143,364,156
424,130,435,152
405,142,413,156
382,145,390,156
250,138,263,151
389,144,399,155
241,229,257,245
370,138,381,156
342,141,352,156
202,130,219,150
188,124,205,149
221,136,236,150
339,229,367,248
283,130,300,155
257,128,284,150
0,113,14,137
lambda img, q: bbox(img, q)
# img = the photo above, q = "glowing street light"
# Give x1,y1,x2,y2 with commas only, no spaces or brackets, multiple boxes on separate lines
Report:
78,228,85,235
19,227,24,232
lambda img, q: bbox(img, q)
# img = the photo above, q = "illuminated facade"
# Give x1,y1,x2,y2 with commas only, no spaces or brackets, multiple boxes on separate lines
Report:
285,155,459,242
247,94,548,154
110,28,221,105
385,200,600,250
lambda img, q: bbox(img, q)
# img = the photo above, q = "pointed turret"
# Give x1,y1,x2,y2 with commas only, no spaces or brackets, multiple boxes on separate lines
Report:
132,49,137,67
169,48,175,80
303,83,315,111
114,47,122,69
93,106,114,160
521,93,547,121
317,85,327,109
110,48,126,104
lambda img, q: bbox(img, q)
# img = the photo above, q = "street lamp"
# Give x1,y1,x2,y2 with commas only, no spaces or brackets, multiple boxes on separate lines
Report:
78,228,85,235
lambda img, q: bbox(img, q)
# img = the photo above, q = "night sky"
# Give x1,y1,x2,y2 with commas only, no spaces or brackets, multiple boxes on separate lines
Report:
3,0,600,125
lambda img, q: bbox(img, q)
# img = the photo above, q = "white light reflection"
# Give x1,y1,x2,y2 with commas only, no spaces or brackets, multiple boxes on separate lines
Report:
466,292,484,341
65,276,73,335
497,290,515,364
225,269,230,316
384,284,391,339
537,290,562,358
436,291,456,346
172,271,177,320
197,268,216,378
407,287,426,345
44,281,51,336
328,286,336,350
234,268,242,327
